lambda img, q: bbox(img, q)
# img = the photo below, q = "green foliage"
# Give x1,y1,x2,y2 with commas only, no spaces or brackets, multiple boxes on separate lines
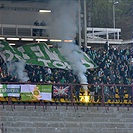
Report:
88,0,133,39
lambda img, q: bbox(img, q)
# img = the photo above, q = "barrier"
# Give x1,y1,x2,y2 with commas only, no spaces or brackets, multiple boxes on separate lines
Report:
0,83,132,107
0,24,50,37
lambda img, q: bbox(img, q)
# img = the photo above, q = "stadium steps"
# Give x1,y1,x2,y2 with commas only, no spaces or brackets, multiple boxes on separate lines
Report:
0,105,133,133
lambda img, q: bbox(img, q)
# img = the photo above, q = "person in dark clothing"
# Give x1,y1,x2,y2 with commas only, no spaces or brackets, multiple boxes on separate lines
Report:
39,20,46,36
33,20,39,36
89,85,95,102
125,78,132,102
93,77,100,102
74,83,81,102
104,41,109,51
109,85,116,102
104,83,109,102
119,86,124,103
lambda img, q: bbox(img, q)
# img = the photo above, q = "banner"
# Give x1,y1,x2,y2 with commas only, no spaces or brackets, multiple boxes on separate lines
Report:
0,84,20,97
53,85,70,97
20,84,52,101
0,41,97,69
0,41,70,69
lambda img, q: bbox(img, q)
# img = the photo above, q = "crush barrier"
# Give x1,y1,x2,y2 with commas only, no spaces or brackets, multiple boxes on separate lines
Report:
0,83,132,107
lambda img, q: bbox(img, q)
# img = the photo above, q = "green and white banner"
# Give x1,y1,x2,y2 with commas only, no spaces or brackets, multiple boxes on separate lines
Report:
0,41,97,69
0,84,20,97
20,84,52,101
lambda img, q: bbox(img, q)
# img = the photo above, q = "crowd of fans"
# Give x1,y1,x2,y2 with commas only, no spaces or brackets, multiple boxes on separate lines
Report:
84,45,133,103
85,45,133,85
0,44,133,103
0,45,132,85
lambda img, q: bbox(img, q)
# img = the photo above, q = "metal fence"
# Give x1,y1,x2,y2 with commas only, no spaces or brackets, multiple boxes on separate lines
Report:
0,24,50,37
0,83,132,107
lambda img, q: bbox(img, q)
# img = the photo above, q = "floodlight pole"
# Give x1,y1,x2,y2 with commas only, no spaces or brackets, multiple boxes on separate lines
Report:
83,0,87,47
78,0,81,47
113,4,115,29
113,1,119,39
78,0,87,48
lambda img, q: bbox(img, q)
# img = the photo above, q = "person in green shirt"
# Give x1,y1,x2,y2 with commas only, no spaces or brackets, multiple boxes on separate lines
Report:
60,76,66,84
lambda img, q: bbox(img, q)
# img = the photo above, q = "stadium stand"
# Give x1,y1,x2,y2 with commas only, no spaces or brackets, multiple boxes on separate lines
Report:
0,45,132,105
0,106,133,133
0,1,133,133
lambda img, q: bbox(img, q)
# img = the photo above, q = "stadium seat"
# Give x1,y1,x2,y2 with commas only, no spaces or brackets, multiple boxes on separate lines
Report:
115,94,119,99
124,94,129,99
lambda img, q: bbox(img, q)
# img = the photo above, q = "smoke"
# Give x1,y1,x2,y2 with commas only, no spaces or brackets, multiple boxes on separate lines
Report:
60,43,87,85
49,0,78,40
6,60,29,82
49,0,88,88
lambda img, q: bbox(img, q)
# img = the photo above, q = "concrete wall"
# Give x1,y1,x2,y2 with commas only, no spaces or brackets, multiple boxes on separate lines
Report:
0,105,133,133
0,1,51,25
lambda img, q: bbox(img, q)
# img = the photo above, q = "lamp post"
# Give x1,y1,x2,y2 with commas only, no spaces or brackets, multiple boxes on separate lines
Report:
113,1,119,39
113,1,119,29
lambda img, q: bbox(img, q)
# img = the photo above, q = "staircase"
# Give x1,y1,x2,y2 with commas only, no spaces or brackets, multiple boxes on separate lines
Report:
0,105,133,133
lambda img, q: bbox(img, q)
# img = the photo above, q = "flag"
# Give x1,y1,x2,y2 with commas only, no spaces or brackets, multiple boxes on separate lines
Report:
0,40,97,69
0,84,20,97
0,84,7,97
53,85,70,97
0,41,71,69
20,84,52,101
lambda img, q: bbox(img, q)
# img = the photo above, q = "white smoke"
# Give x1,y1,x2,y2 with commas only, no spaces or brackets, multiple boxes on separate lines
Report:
48,0,88,88
15,60,29,82
60,42,87,85
6,60,29,82
49,0,78,40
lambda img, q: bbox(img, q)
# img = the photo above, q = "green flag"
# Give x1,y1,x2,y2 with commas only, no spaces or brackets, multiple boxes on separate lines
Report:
0,41,71,69
20,84,52,101
0,40,97,69
0,84,20,97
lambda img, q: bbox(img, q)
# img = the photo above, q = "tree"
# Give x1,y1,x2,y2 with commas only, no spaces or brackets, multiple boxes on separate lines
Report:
87,0,133,39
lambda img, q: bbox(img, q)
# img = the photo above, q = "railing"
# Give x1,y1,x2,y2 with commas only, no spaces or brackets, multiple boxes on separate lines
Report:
0,24,124,45
0,83,132,108
86,27,123,44
87,27,121,40
0,24,50,38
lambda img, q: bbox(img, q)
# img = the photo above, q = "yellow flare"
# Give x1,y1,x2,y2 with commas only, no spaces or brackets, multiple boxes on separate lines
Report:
85,95,90,103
